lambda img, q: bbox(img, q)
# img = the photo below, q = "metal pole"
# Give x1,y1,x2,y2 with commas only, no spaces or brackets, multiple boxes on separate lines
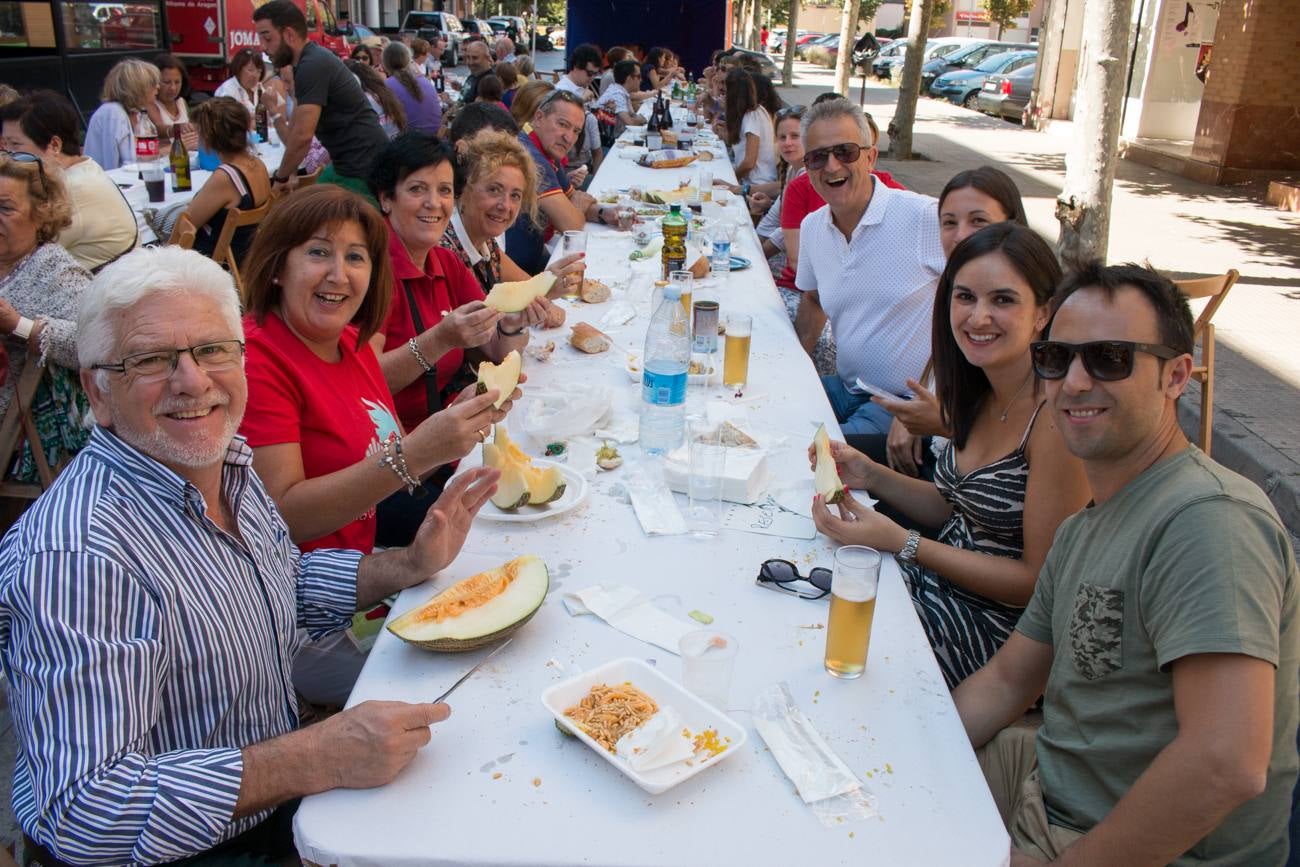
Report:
530,0,536,54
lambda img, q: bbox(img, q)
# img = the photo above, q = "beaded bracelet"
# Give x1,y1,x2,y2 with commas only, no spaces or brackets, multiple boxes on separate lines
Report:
497,321,525,337
408,337,434,373
377,433,421,494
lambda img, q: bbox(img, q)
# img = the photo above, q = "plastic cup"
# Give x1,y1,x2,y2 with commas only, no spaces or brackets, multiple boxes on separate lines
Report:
679,629,737,709
698,168,713,202
561,230,587,297
684,415,725,538
143,162,166,203
824,546,883,679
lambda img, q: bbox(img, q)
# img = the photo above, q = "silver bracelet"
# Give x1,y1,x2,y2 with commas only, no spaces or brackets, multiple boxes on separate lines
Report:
377,433,420,494
897,529,922,564
408,337,434,373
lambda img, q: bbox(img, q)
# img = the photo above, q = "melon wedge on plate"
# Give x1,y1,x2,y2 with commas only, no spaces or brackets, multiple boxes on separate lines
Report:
476,350,522,409
484,271,556,313
812,423,847,505
482,425,567,507
387,555,549,651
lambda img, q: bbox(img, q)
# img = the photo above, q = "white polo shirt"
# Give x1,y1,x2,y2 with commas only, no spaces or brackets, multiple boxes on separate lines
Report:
795,178,945,397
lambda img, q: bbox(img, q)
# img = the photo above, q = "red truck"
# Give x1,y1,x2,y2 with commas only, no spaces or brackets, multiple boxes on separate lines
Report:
166,0,352,93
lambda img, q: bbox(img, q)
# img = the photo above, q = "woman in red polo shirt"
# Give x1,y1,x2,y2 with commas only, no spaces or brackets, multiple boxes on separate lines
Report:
366,132,548,545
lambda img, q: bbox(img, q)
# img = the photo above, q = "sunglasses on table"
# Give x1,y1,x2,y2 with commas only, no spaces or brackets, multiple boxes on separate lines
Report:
756,559,832,600
1030,340,1182,381
804,141,870,171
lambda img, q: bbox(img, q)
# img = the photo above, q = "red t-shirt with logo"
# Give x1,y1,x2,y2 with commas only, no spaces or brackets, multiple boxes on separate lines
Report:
382,230,487,434
240,311,400,554
778,170,908,288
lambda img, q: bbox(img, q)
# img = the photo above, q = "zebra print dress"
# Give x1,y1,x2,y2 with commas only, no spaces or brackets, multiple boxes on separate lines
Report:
900,401,1045,689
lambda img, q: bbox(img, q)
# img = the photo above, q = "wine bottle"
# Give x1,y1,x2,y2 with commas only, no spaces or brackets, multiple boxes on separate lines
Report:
170,135,191,192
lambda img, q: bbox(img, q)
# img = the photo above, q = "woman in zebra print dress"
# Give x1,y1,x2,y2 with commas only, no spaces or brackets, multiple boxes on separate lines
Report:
812,224,1091,688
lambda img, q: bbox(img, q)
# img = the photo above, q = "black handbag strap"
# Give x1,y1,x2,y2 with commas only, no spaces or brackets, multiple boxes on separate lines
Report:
402,279,441,416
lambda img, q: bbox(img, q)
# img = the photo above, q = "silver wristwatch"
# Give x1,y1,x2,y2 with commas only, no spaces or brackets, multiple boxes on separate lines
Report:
897,530,922,564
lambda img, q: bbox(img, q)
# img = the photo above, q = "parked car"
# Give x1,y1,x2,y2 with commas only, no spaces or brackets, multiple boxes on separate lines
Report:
930,50,1036,108
876,37,980,82
727,46,780,79
798,32,838,59
871,39,907,79
462,17,495,41
806,35,840,67
920,40,1026,94
400,10,464,65
488,15,526,44
343,22,377,49
978,62,1036,122
549,27,565,48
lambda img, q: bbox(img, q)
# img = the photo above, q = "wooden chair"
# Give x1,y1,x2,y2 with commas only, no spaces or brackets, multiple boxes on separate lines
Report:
1174,269,1238,456
0,360,56,505
296,166,325,189
167,212,198,249
208,199,273,293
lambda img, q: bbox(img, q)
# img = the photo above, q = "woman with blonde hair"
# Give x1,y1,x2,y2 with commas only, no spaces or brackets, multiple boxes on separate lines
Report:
84,58,161,169
444,129,574,292
509,79,553,128
0,153,92,479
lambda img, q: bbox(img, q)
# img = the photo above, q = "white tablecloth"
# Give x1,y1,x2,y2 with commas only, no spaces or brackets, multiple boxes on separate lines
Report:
293,124,1010,867
108,142,285,244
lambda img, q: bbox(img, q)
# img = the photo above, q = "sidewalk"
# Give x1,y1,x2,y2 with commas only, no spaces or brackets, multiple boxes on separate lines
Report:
774,60,1300,544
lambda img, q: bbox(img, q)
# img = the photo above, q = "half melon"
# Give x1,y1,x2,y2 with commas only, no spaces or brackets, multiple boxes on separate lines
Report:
476,350,522,409
484,271,557,313
387,555,549,651
812,423,847,505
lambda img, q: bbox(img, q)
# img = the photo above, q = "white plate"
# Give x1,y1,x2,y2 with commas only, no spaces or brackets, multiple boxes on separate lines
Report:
469,458,588,523
541,657,748,795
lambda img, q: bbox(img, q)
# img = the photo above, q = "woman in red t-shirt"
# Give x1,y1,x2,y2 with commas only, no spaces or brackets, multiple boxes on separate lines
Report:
239,185,513,556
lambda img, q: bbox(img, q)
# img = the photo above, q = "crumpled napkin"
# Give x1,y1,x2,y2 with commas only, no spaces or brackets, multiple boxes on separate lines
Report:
562,584,697,653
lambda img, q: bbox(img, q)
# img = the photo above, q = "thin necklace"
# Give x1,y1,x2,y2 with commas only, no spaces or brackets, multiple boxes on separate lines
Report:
999,371,1034,423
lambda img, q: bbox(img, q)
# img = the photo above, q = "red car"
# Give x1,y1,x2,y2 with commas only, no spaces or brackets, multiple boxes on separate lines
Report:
795,32,824,46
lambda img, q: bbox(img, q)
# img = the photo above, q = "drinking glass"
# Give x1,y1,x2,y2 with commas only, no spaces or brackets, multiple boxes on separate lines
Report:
679,629,738,709
561,230,587,298
669,270,693,317
143,162,166,203
616,196,637,231
824,546,882,679
722,314,751,390
698,168,713,202
684,415,725,537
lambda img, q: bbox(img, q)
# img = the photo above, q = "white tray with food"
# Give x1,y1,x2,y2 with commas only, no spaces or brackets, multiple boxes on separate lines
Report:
541,657,747,795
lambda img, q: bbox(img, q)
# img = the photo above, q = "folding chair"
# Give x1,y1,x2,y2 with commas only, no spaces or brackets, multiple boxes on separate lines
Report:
1174,269,1238,456
167,212,198,249
296,166,325,189
208,199,273,293
0,360,57,505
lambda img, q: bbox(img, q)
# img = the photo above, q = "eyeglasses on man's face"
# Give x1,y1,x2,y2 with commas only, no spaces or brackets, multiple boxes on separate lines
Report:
92,340,246,382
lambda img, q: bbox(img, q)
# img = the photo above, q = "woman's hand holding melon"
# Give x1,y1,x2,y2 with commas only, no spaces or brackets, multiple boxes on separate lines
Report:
805,438,876,491
436,300,500,349
407,380,523,471
499,297,549,334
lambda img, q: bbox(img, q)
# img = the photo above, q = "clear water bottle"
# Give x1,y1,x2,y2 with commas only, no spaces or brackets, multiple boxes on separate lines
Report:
710,221,734,277
639,283,690,455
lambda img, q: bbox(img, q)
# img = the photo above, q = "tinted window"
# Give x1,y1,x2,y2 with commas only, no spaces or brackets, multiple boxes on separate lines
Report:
0,1,57,48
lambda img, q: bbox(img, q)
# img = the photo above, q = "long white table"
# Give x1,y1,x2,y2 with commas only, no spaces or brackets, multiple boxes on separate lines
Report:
293,123,1010,867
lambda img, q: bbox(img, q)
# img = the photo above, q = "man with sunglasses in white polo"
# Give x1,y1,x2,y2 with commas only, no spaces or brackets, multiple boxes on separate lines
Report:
793,98,945,446
954,261,1298,866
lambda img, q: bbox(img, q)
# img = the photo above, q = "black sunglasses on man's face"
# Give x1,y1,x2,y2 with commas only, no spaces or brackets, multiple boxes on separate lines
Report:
1030,340,1181,382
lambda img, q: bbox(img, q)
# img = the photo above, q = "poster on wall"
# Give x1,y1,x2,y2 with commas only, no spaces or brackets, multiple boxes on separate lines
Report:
1195,42,1213,82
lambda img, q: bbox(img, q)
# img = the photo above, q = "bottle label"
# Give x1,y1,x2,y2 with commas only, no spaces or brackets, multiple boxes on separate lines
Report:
135,138,158,159
642,369,687,406
666,254,686,274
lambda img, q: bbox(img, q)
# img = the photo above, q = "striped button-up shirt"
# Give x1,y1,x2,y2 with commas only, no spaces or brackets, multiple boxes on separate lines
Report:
0,426,360,865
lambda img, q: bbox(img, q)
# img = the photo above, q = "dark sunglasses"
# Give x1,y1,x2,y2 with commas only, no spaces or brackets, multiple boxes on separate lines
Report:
0,150,48,193
756,559,832,600
804,141,868,171
1031,340,1182,382
776,105,806,120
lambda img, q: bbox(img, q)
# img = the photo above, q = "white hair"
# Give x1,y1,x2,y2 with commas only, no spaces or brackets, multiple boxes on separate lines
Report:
801,98,879,148
78,246,243,376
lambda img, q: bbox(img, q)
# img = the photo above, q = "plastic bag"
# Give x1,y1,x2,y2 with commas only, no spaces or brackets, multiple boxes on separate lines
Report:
751,683,878,827
520,383,613,441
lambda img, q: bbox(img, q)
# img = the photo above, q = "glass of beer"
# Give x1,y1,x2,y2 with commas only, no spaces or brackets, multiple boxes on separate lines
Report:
561,230,587,298
669,270,693,316
723,313,751,390
824,546,882,679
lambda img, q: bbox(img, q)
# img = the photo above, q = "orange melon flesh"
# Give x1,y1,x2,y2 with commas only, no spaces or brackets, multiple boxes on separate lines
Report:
387,555,549,651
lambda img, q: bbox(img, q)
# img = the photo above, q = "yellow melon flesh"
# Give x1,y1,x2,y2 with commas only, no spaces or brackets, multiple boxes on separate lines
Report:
387,555,549,651
813,423,847,505
476,350,522,409
484,427,566,506
523,464,566,504
483,443,531,510
484,272,557,313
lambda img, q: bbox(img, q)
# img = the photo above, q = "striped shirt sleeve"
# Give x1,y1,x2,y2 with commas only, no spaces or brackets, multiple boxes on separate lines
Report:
9,550,246,864
296,548,363,638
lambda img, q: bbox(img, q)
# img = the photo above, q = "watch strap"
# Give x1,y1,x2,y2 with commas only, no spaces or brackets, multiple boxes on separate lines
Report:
898,529,922,564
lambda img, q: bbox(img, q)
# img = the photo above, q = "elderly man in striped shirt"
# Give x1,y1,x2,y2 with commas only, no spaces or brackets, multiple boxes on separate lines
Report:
0,246,500,865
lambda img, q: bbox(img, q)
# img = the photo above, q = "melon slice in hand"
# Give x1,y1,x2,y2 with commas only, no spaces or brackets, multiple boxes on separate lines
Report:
387,555,549,651
484,271,557,313
483,442,531,510
812,423,847,505
476,350,522,409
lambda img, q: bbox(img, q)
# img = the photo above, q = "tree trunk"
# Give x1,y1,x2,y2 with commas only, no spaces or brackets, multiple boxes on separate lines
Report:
889,0,934,159
1056,0,1134,264
782,0,799,86
1029,0,1069,129
833,0,863,95
751,0,763,52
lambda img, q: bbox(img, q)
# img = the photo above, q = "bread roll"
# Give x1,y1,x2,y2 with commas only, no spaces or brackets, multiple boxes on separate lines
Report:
569,322,612,354
542,302,567,329
580,279,611,303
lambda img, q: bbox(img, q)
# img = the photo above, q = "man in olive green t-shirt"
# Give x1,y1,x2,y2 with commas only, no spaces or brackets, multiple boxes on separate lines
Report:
955,262,1298,867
